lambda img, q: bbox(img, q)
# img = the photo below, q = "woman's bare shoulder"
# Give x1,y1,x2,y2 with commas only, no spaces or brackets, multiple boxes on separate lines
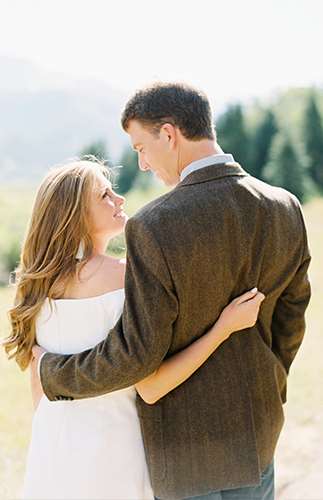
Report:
101,255,126,270
67,254,125,298
100,255,126,287
118,257,126,269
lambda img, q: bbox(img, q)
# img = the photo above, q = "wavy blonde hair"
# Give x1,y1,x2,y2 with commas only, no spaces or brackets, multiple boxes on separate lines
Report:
3,158,111,371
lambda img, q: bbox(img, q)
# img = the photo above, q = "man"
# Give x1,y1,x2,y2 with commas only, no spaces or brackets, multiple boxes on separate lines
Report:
32,82,311,499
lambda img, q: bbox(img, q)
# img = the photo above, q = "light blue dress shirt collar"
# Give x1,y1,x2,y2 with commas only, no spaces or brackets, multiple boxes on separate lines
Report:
180,153,234,182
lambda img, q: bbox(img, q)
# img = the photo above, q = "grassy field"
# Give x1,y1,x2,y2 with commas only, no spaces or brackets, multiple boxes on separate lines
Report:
0,192,322,499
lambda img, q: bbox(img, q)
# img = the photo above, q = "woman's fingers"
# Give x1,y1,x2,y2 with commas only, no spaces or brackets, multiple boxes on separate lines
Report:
245,292,265,311
32,344,44,359
256,292,265,303
235,287,259,305
239,290,265,306
246,292,266,323
219,289,265,333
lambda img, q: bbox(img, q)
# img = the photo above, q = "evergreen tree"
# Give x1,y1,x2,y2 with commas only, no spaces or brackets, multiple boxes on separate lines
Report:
2,239,21,274
134,169,154,191
216,104,249,167
303,94,323,192
115,147,139,194
264,135,306,203
249,110,278,179
79,140,108,161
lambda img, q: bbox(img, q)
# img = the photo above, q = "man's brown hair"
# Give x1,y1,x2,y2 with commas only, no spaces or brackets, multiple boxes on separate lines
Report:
121,82,215,141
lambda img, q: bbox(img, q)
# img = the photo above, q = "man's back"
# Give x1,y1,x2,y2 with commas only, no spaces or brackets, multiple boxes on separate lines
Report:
135,162,311,499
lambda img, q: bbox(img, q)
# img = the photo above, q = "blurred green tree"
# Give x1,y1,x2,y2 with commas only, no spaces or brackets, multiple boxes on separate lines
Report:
1,239,21,275
79,140,109,161
114,147,154,194
134,170,154,192
216,104,250,167
249,110,278,179
303,93,323,192
79,139,121,186
115,148,139,194
264,135,307,203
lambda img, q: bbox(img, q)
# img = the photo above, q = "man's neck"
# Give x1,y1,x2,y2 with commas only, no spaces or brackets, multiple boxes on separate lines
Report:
177,141,223,177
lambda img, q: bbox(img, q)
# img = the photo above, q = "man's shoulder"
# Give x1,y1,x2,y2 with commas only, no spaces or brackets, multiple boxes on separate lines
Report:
246,175,302,210
130,188,179,225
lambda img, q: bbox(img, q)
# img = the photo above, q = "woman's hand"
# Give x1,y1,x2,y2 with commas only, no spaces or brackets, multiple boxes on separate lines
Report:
217,288,265,339
135,287,265,405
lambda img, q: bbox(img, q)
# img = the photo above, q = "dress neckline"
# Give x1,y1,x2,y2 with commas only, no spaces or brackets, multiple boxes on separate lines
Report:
49,288,125,302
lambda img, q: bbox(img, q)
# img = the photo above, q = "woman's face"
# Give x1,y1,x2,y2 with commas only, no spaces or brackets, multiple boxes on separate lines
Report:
88,171,128,240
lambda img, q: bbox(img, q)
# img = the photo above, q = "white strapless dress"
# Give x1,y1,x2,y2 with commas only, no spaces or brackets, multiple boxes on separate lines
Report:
21,288,154,500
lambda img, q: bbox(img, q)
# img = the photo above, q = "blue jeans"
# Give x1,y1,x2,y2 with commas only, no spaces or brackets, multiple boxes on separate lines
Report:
155,460,275,500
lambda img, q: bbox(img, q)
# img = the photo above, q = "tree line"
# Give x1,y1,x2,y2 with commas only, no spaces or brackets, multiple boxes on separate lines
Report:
1,88,322,281
216,92,323,203
83,89,323,204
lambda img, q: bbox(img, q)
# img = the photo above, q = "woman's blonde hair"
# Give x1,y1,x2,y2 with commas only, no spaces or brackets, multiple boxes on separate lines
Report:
3,158,111,371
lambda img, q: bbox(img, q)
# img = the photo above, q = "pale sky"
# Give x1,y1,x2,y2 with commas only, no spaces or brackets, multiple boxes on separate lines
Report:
1,0,322,106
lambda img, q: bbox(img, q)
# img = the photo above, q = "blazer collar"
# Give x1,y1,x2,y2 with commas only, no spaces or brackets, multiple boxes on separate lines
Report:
177,161,249,187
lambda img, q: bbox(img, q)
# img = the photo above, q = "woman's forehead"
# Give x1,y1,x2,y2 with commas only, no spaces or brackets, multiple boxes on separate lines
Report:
94,172,112,191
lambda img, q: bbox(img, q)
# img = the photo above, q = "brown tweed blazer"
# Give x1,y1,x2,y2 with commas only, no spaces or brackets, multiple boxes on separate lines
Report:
40,162,311,499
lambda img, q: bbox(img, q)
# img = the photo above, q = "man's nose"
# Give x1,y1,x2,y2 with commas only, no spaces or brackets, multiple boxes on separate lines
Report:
138,157,150,172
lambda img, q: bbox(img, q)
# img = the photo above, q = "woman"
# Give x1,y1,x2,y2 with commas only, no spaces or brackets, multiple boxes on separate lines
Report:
3,159,264,500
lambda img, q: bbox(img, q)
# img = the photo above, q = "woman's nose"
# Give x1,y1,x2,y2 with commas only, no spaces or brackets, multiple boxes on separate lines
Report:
116,194,125,206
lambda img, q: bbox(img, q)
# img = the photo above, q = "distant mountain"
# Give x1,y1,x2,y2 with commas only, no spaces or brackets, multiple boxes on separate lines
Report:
0,57,129,182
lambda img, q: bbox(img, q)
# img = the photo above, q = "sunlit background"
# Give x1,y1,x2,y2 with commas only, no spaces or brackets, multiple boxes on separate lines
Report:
0,1,322,498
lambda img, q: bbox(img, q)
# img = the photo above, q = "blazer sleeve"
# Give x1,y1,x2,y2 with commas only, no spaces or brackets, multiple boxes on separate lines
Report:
39,217,179,402
271,201,311,378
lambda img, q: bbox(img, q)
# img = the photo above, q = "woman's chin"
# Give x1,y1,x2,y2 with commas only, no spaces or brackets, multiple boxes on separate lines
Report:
115,213,128,232
119,213,129,225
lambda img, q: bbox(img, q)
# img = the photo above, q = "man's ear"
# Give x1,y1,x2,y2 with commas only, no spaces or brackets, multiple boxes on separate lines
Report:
160,123,177,149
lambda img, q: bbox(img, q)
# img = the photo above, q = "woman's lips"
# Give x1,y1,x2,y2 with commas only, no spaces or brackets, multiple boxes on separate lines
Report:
113,210,126,219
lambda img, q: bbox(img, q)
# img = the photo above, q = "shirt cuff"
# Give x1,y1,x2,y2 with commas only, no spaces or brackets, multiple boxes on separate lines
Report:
37,352,47,379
